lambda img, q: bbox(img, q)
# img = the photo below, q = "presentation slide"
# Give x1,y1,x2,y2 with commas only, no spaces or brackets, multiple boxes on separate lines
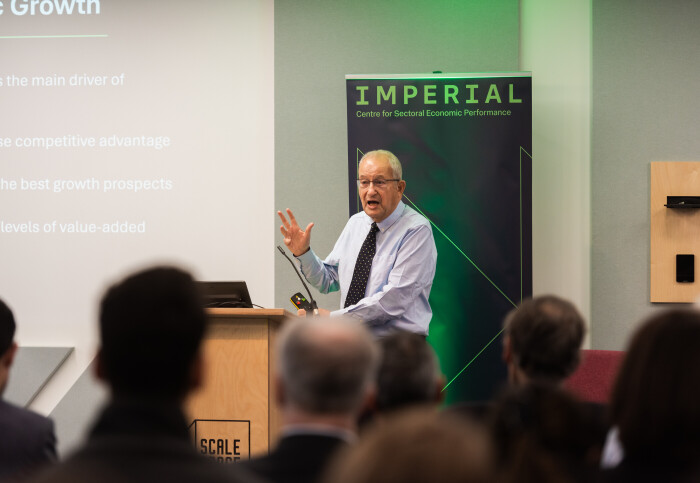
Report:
0,0,274,388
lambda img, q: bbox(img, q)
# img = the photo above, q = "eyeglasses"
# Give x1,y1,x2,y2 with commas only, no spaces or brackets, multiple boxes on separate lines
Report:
357,178,401,190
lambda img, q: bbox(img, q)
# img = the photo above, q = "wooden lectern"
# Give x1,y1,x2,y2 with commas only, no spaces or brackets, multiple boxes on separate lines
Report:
186,308,293,462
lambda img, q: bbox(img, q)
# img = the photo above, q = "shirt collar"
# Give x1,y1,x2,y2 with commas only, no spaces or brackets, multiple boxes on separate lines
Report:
363,200,405,232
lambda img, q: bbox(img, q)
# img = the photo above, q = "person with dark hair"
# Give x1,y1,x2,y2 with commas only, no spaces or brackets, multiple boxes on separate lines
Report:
496,295,608,470
448,295,590,423
502,295,585,385
33,266,256,483
374,331,444,414
490,383,604,483
322,408,495,483
240,317,379,483
603,309,700,482
0,298,57,481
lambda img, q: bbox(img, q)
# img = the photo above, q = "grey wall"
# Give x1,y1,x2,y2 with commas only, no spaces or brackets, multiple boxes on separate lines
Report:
274,0,520,310
591,0,700,349
5,347,72,407
50,359,108,457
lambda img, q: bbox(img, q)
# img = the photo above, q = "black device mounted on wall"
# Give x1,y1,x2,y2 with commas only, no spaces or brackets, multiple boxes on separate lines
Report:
676,254,695,283
665,196,700,209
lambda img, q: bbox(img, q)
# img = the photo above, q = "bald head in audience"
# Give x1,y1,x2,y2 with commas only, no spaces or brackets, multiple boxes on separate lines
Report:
239,317,379,483
277,317,379,424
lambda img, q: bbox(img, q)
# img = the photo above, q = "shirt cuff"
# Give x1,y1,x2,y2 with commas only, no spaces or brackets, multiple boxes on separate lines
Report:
294,248,316,267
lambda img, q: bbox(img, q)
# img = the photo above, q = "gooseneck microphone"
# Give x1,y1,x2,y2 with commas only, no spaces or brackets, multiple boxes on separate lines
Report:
277,245,319,316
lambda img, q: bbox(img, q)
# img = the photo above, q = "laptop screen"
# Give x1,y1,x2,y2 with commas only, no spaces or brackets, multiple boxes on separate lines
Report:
197,281,253,309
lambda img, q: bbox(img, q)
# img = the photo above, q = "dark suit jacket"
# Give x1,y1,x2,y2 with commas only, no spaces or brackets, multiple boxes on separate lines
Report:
0,398,57,481
239,433,348,483
602,455,700,483
32,399,259,483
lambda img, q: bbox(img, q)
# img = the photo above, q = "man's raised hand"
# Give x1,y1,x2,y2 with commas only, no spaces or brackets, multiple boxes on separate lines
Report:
278,208,314,257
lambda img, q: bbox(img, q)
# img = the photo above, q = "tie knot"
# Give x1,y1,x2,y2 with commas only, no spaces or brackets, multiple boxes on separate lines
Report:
370,223,379,234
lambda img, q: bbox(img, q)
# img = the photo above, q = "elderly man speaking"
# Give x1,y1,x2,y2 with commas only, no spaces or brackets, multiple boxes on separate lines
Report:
278,149,437,336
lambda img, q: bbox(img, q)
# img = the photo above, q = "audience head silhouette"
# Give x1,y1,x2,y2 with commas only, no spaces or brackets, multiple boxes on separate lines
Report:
0,298,17,395
490,383,604,483
97,266,206,400
277,317,379,418
375,331,443,413
0,297,57,481
323,408,495,483
503,295,585,385
0,298,15,355
33,267,255,483
610,308,700,465
239,318,379,483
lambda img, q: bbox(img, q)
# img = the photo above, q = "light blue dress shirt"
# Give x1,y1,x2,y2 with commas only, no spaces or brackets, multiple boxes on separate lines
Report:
296,201,437,335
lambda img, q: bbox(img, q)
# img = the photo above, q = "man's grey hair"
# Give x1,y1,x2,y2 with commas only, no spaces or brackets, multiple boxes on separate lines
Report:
376,332,441,412
277,317,380,414
360,150,402,180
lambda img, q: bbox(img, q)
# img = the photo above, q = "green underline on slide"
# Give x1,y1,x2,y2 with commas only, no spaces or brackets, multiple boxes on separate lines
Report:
0,34,108,39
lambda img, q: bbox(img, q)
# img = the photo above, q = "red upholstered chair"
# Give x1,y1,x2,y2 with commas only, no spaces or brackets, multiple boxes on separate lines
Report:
564,350,625,404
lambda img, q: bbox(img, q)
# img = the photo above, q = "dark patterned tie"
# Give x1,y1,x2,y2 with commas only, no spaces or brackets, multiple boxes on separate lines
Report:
344,222,379,308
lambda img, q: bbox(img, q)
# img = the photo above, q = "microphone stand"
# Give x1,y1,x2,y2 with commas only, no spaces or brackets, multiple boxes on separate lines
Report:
277,246,319,316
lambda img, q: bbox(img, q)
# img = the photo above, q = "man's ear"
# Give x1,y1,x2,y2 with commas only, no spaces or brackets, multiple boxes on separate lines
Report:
360,383,377,416
502,335,512,364
397,180,406,195
434,375,447,405
2,342,18,369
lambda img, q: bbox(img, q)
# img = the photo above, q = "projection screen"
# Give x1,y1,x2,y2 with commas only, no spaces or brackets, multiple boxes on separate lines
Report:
0,0,274,407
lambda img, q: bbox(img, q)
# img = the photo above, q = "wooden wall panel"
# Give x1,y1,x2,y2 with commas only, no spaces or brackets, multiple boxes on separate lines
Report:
650,162,700,302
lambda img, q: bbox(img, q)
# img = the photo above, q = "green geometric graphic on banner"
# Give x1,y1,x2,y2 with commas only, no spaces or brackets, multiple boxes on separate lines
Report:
355,143,532,397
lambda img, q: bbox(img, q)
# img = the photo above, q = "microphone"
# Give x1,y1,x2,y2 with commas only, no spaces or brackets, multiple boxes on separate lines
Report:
276,246,319,316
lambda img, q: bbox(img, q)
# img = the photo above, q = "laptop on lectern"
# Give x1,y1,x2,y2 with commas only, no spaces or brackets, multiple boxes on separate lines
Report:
197,281,253,309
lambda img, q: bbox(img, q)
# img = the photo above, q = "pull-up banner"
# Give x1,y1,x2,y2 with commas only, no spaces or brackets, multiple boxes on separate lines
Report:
346,73,532,403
